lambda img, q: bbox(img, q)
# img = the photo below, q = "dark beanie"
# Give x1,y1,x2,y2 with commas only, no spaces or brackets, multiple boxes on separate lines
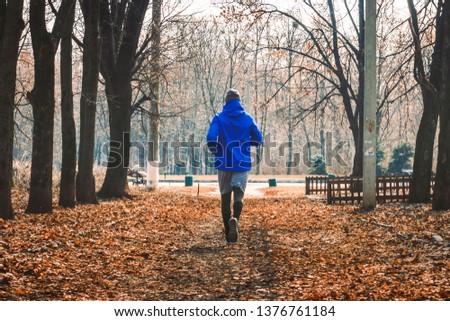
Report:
225,88,240,103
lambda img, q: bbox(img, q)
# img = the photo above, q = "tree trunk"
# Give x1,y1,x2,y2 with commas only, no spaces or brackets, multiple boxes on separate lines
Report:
256,66,269,175
147,0,162,190
287,50,293,175
408,0,441,203
328,0,364,177
253,26,260,174
26,0,75,214
433,0,450,210
59,1,76,208
410,90,438,203
351,103,364,178
0,0,24,220
26,0,56,214
301,119,311,164
76,0,101,204
353,0,365,178
147,78,161,190
97,0,149,198
98,90,131,198
433,112,450,210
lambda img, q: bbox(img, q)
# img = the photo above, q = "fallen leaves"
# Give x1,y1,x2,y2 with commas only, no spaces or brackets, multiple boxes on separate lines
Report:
0,188,449,300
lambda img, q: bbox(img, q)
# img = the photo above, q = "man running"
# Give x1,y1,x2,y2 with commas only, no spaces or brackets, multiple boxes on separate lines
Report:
207,89,263,243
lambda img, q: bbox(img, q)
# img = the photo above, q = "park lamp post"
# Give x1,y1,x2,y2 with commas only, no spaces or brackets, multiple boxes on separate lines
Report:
363,0,377,209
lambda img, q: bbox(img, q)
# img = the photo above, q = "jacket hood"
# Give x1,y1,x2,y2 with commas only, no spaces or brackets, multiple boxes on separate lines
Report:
221,99,245,118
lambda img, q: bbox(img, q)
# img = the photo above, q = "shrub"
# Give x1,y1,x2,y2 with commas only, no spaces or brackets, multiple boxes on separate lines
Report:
308,154,327,175
387,142,414,175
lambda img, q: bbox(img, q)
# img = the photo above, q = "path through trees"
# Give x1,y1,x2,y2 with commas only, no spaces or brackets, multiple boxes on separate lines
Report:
1,189,448,300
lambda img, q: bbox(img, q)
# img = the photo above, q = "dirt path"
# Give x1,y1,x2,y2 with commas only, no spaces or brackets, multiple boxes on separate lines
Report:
153,205,278,300
157,182,305,198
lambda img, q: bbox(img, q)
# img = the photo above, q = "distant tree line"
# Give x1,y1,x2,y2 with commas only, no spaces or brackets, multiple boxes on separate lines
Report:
2,0,450,220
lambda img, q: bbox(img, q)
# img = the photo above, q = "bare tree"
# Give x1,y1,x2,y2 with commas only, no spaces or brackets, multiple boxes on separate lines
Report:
192,20,226,117
221,7,247,89
251,1,365,176
0,0,25,220
408,0,441,203
26,0,75,214
433,0,450,210
59,0,77,208
97,0,150,198
252,0,414,176
76,0,101,204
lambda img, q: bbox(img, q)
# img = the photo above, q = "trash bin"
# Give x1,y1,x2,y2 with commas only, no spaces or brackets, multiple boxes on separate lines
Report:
268,178,277,187
185,175,193,187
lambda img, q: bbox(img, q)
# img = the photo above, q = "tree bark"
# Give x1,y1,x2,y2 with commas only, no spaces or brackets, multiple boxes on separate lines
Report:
26,0,75,214
97,0,150,198
0,0,24,220
328,0,364,177
352,0,365,178
410,96,438,203
147,0,162,190
287,40,293,175
408,0,441,203
76,0,101,204
433,0,450,210
351,104,364,177
59,1,76,208
98,89,132,197
26,0,57,214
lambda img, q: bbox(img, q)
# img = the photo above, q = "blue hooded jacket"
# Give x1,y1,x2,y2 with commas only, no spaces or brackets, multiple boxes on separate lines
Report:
206,99,263,172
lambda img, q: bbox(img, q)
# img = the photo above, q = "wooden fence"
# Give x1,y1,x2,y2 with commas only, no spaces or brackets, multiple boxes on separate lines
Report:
327,176,362,204
376,175,411,203
325,174,435,204
305,176,328,195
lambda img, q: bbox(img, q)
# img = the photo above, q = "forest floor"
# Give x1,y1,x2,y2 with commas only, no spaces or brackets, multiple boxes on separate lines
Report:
0,186,449,300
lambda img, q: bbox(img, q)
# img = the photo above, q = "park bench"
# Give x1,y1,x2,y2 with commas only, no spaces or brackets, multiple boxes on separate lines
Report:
127,168,147,186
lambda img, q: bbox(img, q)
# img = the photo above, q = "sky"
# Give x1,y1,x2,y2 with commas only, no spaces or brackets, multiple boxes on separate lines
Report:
180,0,299,15
178,0,408,18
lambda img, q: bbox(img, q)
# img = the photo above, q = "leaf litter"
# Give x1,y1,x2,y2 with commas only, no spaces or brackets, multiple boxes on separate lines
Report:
0,187,449,300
